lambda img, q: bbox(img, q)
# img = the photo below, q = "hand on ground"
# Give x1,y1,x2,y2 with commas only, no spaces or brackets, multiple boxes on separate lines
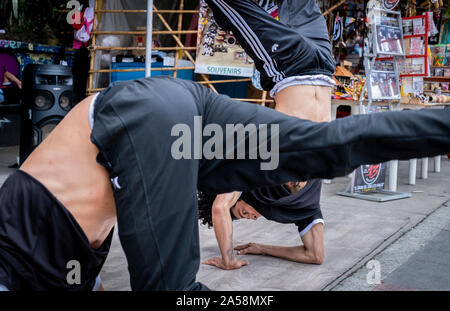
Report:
202,257,248,270
234,243,264,255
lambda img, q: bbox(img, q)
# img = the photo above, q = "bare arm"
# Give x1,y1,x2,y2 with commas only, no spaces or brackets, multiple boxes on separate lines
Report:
213,195,236,265
235,244,322,264
235,223,324,265
3,71,22,89
202,192,248,270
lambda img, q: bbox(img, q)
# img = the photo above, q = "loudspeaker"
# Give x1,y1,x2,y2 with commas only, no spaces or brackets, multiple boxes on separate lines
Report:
19,64,75,164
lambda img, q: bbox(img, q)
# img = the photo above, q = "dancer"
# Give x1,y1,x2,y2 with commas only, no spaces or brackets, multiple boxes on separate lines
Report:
201,0,333,268
199,179,325,268
0,75,449,291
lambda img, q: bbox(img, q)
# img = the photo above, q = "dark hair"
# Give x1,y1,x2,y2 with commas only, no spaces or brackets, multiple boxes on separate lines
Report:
197,191,238,228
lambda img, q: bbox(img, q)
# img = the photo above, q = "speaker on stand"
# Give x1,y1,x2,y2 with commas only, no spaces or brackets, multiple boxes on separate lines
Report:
19,64,75,165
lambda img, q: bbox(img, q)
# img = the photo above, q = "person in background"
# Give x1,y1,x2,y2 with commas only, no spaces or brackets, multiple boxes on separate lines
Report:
0,69,22,103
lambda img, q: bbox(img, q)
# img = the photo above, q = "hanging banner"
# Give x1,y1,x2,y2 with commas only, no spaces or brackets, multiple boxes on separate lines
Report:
195,0,255,77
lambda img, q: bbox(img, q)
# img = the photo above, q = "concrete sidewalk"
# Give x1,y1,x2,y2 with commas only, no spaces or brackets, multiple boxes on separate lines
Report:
0,145,449,291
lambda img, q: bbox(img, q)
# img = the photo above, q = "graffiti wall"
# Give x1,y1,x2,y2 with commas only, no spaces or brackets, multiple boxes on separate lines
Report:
0,40,74,77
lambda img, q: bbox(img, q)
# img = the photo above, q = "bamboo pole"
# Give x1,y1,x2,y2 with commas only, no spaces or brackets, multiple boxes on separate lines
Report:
96,9,199,14
91,46,197,51
87,88,106,93
92,30,197,35
59,9,199,14
173,0,184,78
87,0,99,96
89,66,195,73
322,0,346,16
261,90,267,106
198,78,251,84
234,98,275,103
86,87,275,102
88,77,249,86
153,4,217,93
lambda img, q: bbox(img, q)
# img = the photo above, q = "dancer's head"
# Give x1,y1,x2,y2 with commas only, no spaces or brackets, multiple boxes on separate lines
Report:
197,192,261,228
230,200,261,221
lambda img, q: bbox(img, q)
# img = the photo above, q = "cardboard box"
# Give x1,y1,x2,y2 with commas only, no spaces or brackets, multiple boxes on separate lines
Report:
444,68,450,77
133,34,146,57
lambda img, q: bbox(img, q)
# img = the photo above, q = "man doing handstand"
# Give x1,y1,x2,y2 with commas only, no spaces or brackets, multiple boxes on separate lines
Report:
201,0,334,268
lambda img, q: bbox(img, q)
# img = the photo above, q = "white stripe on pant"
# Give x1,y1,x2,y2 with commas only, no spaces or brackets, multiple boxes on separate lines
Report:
211,0,284,83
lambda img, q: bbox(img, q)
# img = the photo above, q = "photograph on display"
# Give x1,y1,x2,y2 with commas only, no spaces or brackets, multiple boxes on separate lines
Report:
373,59,395,71
401,77,424,94
370,71,383,99
373,15,404,56
404,37,425,55
375,15,400,28
387,72,400,97
412,17,426,35
402,57,426,75
387,27,403,54
376,25,403,55
195,0,255,77
403,19,413,35
369,70,401,100
378,73,391,97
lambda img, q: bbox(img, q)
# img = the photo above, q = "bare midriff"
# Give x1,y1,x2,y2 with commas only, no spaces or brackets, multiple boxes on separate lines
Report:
275,84,332,189
20,95,116,250
274,85,332,122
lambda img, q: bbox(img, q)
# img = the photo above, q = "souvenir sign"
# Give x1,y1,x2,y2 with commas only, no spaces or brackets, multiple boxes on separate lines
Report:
195,0,255,77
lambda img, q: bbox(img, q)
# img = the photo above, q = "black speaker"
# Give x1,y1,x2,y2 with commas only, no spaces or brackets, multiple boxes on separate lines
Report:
19,64,75,164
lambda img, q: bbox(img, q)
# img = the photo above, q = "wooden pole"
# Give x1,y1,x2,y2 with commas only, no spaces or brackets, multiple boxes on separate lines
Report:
173,0,184,78
87,0,99,95
90,66,195,73
153,4,217,93
322,0,346,17
92,30,198,35
93,9,199,13
261,90,267,106
234,98,275,103
91,46,196,51
198,78,251,84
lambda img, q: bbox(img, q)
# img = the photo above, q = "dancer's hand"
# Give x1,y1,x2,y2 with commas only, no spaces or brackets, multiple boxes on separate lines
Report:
234,243,264,255
202,257,248,270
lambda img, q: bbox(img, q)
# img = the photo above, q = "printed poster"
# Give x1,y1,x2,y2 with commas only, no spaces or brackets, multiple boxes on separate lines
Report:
354,163,387,193
195,0,255,77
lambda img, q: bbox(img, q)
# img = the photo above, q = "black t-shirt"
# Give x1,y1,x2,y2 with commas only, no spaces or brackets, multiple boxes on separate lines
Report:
241,179,323,232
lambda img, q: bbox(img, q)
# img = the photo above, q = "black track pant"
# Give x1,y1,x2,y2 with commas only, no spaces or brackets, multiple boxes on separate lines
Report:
90,77,450,290
205,0,336,91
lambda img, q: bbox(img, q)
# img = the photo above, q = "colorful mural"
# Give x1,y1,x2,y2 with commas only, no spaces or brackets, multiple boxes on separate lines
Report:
0,40,74,77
